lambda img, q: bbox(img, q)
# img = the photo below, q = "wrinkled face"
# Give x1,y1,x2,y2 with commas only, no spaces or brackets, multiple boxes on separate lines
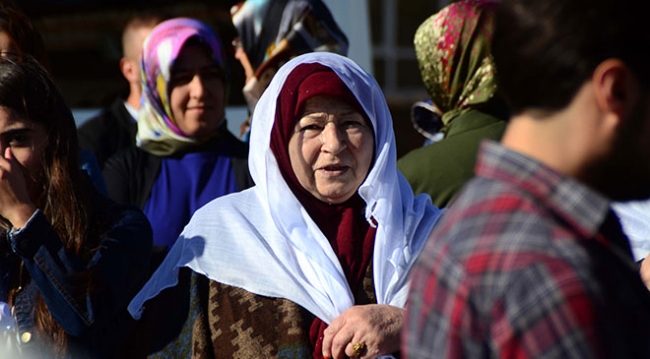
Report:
288,95,375,204
0,106,47,202
169,44,226,139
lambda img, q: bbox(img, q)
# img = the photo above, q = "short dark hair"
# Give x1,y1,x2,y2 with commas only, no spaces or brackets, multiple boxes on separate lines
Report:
121,9,172,58
492,0,650,115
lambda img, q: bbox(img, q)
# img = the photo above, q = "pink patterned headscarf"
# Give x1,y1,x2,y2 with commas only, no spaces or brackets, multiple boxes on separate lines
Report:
136,18,226,156
415,0,499,125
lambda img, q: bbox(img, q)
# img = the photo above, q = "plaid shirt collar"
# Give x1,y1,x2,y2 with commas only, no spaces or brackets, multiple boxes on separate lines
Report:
476,140,611,239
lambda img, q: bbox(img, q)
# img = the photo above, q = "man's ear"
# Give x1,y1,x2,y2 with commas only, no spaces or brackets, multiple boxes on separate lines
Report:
592,59,640,122
119,57,138,83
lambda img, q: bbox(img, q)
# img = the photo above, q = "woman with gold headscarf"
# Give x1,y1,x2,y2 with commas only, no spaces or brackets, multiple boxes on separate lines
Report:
397,0,508,208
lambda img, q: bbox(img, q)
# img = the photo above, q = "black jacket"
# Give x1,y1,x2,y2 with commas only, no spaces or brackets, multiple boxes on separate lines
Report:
103,127,253,210
78,98,138,169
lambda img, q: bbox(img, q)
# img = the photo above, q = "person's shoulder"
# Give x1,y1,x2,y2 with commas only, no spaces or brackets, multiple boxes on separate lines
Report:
430,176,559,257
398,139,472,181
86,188,152,242
192,187,258,219
94,191,148,226
220,128,250,158
78,109,111,131
78,101,122,132
427,177,600,305
397,130,483,177
450,109,508,140
421,177,589,298
398,141,456,196
104,146,154,171
450,174,544,213
179,187,261,247
77,111,112,152
78,102,130,151
102,146,158,197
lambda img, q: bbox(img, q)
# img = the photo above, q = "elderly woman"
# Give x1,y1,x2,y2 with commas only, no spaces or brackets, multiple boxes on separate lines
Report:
0,56,152,358
397,0,509,208
103,18,252,250
128,52,444,358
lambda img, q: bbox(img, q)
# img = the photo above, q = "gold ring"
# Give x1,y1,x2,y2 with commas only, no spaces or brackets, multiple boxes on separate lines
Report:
352,342,367,357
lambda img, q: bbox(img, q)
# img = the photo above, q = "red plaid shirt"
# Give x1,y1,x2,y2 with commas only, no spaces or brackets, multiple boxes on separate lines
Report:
404,141,650,358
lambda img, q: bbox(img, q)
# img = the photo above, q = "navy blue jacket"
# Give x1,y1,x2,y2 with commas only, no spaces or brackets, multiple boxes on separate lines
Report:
6,195,152,358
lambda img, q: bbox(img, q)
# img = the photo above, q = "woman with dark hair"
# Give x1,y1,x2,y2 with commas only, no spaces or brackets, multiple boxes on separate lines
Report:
128,52,444,358
0,0,108,195
103,18,252,251
0,56,153,358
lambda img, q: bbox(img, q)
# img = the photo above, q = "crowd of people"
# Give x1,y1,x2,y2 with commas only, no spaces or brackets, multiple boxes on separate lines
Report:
0,0,650,358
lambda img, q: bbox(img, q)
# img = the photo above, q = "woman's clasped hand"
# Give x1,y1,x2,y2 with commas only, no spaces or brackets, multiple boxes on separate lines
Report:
322,304,404,358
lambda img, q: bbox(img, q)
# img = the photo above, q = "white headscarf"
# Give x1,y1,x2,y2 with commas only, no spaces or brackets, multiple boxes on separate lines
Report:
129,52,443,323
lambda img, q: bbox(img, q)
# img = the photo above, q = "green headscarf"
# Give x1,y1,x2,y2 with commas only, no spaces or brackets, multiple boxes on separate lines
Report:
414,0,499,126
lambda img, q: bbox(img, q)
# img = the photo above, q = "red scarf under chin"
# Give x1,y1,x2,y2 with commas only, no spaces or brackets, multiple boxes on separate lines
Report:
270,63,376,358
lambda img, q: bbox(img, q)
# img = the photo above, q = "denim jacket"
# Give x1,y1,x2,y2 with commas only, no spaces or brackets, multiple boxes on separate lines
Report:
5,197,153,358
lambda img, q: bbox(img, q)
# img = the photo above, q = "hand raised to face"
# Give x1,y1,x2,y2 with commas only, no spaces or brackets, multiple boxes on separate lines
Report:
0,107,43,228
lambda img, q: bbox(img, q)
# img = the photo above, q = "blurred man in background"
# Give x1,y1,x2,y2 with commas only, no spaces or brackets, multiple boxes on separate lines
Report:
78,11,169,168
405,0,650,357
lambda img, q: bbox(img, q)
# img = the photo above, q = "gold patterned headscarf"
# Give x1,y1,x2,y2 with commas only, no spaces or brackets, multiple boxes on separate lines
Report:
414,0,499,125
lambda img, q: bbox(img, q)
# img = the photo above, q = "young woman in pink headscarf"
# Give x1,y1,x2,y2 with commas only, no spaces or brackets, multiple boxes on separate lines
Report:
103,18,253,252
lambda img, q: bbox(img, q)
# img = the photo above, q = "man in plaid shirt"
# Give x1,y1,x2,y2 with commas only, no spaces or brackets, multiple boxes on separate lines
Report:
404,0,650,358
